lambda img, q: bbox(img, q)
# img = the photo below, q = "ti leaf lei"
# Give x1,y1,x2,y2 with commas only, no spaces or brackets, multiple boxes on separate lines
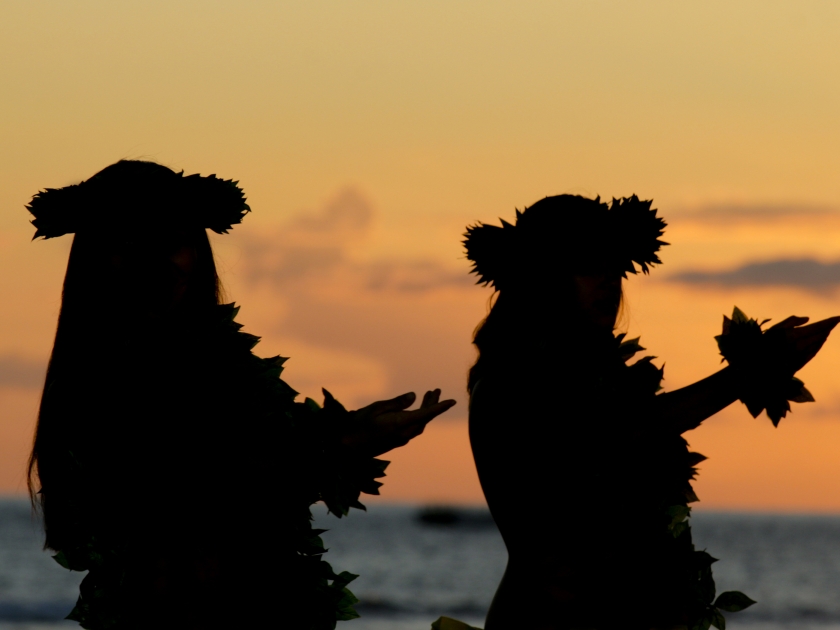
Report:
616,334,755,630
51,303,387,630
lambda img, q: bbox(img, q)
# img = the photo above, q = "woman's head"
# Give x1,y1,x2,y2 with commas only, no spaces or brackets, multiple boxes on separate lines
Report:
64,224,223,325
571,270,624,332
27,160,246,517
27,159,248,323
464,194,666,292
466,194,665,389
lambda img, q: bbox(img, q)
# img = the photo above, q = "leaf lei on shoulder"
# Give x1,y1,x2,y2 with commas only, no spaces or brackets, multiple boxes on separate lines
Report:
615,333,664,394
616,333,755,630
716,306,813,426
210,302,389,516
51,303,387,630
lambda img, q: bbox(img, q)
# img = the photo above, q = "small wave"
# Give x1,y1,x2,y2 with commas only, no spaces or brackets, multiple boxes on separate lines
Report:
0,602,74,622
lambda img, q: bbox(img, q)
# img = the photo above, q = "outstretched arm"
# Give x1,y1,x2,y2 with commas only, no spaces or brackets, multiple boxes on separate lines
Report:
652,367,738,434
652,315,840,434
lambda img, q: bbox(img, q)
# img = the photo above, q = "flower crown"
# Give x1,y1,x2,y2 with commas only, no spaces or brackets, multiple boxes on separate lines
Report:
27,160,250,240
463,194,668,289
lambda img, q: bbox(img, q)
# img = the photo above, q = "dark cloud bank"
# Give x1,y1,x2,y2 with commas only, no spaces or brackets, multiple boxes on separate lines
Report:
671,258,840,291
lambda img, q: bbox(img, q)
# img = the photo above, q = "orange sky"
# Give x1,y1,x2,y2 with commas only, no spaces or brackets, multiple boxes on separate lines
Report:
2,1,840,511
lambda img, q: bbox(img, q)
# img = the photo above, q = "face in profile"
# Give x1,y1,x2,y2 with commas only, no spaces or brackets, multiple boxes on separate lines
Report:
97,229,202,318
162,240,197,307
571,271,622,331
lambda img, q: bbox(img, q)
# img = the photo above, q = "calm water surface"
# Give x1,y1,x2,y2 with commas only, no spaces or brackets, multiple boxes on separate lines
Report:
1,499,840,629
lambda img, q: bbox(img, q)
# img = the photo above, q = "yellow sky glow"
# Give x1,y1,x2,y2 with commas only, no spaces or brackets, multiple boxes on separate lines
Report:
2,1,840,510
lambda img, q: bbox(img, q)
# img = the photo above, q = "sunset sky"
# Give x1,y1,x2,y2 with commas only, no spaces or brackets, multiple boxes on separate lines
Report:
2,1,840,511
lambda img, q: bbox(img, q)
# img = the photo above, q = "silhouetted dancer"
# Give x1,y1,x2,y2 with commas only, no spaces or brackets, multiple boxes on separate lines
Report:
26,160,456,630
463,195,839,630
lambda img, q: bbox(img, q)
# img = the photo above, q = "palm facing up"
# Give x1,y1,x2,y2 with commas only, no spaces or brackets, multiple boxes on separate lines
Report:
342,389,457,457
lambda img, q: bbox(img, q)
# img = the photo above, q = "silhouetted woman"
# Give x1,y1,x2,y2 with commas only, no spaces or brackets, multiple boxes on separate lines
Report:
465,195,838,630
27,160,455,630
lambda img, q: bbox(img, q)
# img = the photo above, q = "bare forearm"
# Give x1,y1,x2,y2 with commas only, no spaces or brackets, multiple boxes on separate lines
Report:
652,366,739,434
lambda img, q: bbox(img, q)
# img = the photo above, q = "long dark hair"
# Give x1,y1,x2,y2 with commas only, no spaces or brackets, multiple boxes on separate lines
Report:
28,161,224,548
465,192,668,394
467,243,625,394
468,281,611,393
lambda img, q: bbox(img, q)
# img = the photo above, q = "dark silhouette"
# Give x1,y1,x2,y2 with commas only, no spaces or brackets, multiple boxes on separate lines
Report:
465,194,838,630
26,160,455,630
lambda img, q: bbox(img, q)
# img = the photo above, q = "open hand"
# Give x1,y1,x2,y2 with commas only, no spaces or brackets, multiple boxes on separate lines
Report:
768,315,840,373
341,389,457,458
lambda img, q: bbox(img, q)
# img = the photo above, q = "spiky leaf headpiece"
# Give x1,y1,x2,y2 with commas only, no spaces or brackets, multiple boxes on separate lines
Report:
27,160,250,240
463,194,667,289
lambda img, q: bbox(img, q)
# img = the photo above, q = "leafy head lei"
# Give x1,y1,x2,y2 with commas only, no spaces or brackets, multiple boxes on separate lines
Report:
463,194,668,289
27,160,250,240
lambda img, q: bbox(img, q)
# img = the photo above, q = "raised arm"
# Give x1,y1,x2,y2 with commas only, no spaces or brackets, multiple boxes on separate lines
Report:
651,315,840,434
651,367,738,434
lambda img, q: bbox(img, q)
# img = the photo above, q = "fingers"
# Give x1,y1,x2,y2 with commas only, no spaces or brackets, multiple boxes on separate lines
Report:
397,399,457,443
781,316,840,371
789,319,840,348
770,315,839,339
362,389,455,431
383,397,457,437
807,316,840,334
769,316,809,330
358,389,454,419
361,392,457,457
403,399,457,426
355,392,416,418
420,389,442,409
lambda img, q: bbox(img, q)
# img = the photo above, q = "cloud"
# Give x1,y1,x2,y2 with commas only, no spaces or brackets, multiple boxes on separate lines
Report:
364,260,473,292
236,186,473,293
670,258,840,290
267,337,389,409
0,355,46,389
287,187,373,234
673,203,840,224
236,187,368,285
265,287,479,417
222,186,485,412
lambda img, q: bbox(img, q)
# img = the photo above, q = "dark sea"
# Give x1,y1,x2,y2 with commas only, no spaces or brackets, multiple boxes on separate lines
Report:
2,498,840,629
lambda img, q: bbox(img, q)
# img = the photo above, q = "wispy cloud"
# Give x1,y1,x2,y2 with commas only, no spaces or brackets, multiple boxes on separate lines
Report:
0,355,46,389
364,260,471,293
237,187,473,293
674,203,840,225
670,258,840,291
223,186,483,410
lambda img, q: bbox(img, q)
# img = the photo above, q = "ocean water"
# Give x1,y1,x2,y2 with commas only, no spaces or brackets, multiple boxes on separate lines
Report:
1,499,840,629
